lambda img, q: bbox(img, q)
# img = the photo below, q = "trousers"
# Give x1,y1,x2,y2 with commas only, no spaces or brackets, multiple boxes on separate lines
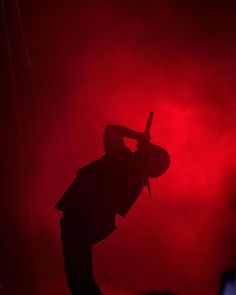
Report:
60,218,104,295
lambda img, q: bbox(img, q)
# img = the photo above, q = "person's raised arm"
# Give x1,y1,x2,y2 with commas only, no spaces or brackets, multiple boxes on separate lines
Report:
103,125,149,155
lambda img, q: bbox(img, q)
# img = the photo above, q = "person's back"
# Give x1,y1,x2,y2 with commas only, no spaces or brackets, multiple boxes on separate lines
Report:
56,150,144,244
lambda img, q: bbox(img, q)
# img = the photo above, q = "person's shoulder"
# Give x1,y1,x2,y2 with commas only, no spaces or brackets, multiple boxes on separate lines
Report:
105,146,134,161
76,156,107,177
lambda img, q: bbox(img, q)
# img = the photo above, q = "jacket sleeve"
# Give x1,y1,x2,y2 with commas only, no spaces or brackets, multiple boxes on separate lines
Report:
103,125,131,156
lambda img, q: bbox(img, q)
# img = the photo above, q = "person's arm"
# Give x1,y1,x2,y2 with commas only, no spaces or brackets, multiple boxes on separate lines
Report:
103,125,149,155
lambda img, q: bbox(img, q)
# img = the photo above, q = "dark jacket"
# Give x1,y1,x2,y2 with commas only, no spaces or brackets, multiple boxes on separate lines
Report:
55,126,144,244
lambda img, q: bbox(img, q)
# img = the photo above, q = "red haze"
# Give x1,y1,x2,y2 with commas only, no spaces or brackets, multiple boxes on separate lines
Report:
3,1,236,295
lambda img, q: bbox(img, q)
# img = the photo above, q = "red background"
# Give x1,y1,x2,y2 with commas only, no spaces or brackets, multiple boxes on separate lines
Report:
1,1,236,295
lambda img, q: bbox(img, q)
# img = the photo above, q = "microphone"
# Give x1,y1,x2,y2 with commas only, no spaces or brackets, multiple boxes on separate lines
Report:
144,112,153,135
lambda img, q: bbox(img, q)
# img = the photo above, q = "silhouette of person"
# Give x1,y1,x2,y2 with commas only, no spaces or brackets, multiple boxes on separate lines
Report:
55,124,170,295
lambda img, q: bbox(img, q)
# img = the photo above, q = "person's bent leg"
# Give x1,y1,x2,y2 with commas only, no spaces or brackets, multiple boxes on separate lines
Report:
60,220,104,294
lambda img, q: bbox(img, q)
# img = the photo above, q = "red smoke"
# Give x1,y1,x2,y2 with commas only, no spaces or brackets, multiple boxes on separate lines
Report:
15,1,236,295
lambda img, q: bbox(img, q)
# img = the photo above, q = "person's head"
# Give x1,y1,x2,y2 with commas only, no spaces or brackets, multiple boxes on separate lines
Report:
134,143,170,178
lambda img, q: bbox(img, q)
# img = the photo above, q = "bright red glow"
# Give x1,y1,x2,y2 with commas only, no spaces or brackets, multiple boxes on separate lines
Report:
18,1,236,295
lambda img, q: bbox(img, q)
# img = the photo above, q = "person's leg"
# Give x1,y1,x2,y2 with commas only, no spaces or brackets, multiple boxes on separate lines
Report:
60,220,103,295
